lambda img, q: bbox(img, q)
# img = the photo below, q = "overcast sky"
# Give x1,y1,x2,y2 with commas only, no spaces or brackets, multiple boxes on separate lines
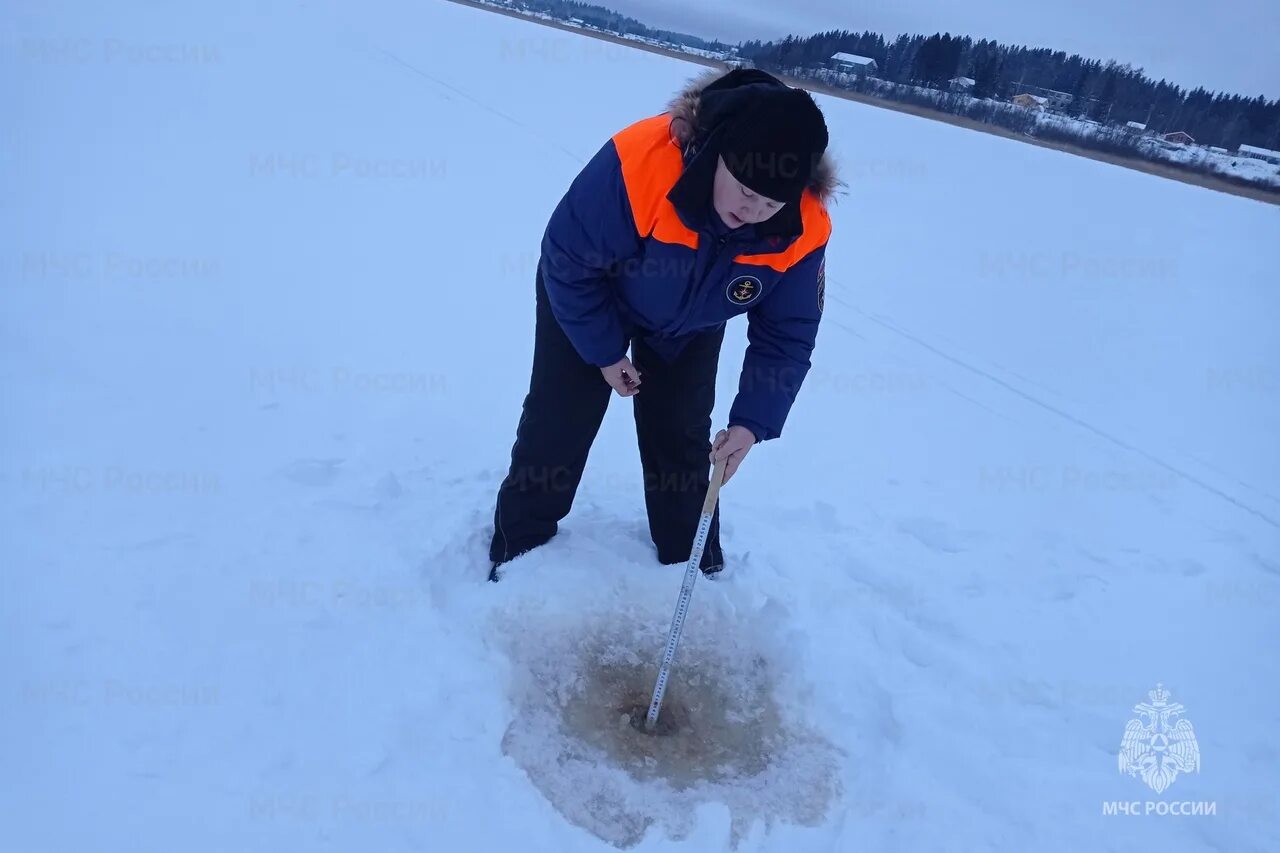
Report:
601,0,1279,98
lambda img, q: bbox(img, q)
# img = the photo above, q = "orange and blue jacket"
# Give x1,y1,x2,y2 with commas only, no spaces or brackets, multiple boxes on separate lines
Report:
539,112,831,442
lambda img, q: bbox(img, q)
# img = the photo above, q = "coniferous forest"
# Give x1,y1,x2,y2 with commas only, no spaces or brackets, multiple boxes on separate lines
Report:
740,31,1279,152
479,0,1280,190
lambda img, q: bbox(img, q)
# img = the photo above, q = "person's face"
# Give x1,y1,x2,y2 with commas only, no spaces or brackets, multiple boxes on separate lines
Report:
712,155,785,229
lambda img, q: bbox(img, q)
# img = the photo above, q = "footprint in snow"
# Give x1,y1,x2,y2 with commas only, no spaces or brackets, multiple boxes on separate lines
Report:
279,458,343,487
896,516,977,554
374,472,403,501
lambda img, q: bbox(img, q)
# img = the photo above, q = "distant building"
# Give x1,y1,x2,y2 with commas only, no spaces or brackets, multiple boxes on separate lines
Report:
1209,146,1229,154
1011,93,1048,110
1238,144,1280,164
1003,83,1073,110
830,52,878,76
1125,121,1148,132
567,17,584,25
949,76,976,93
1041,89,1074,110
1162,131,1195,145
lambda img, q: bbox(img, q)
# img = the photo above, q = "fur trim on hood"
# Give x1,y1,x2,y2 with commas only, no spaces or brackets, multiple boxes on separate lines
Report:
666,68,843,203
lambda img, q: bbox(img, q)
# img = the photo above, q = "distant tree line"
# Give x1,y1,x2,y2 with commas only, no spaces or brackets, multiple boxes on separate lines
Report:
504,0,731,52
789,71,1271,194
740,31,1280,152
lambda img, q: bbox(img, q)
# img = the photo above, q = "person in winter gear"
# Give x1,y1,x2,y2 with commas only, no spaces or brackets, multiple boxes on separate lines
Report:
489,68,838,580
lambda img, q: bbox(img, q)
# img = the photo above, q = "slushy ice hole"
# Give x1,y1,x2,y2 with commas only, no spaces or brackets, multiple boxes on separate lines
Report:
502,618,838,847
567,654,777,787
621,695,682,736
620,672,697,737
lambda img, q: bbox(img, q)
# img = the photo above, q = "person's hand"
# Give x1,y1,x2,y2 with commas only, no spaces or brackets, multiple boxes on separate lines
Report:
600,356,641,397
710,425,756,484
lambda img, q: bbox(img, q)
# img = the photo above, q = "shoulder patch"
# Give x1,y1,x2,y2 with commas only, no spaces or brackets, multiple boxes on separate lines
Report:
727,274,762,306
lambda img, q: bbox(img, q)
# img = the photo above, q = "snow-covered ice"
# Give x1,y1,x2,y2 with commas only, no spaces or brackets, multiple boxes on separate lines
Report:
3,1,1278,851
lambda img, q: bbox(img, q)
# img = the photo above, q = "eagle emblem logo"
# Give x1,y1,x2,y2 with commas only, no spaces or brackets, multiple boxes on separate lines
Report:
1118,684,1200,794
726,275,761,306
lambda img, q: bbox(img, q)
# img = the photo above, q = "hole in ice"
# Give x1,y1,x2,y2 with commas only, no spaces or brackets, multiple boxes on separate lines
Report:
500,612,840,848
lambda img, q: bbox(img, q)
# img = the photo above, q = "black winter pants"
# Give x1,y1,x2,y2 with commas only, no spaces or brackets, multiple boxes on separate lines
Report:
490,270,723,569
